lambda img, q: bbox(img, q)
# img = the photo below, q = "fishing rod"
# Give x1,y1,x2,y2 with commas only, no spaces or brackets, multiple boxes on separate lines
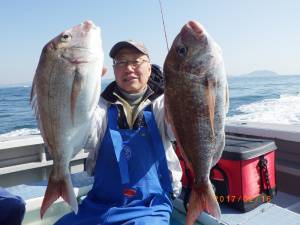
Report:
158,0,169,52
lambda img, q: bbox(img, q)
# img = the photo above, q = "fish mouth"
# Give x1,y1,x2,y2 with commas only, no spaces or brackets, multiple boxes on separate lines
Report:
80,20,100,32
81,20,95,30
184,20,204,39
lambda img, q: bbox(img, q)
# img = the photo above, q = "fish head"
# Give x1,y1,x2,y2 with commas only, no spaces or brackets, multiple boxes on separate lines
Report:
43,20,103,65
164,20,223,80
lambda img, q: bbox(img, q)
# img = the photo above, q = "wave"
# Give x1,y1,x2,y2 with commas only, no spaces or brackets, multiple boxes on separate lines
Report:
0,128,40,140
227,94,300,125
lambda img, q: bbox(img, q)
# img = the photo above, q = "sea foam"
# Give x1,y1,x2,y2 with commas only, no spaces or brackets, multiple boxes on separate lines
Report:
227,94,300,125
0,128,40,140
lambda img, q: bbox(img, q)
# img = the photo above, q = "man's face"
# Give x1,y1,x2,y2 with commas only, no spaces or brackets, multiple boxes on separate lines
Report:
113,48,151,94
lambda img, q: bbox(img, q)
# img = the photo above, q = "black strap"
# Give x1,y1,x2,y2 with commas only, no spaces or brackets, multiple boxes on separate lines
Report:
258,155,272,196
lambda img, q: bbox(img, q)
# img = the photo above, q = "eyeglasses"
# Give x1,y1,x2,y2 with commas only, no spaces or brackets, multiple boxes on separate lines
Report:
113,59,149,68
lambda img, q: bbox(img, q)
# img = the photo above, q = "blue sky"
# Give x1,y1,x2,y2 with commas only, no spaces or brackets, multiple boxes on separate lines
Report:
1,0,300,85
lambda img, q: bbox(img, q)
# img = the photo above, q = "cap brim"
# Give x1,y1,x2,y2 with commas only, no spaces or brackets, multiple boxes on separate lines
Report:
109,41,148,58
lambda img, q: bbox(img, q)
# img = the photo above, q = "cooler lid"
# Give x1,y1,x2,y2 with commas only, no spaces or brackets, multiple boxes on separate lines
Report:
222,135,277,160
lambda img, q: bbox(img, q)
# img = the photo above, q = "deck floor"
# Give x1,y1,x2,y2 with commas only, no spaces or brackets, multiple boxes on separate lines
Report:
6,172,300,225
172,191,300,225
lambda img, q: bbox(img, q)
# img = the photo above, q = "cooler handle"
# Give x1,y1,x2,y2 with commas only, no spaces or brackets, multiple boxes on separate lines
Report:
210,164,229,197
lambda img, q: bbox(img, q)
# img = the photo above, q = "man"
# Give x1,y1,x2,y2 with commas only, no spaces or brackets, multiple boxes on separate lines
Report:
55,40,182,225
0,187,26,225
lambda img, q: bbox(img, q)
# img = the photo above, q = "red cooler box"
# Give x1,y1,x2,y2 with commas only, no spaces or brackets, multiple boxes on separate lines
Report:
210,135,277,212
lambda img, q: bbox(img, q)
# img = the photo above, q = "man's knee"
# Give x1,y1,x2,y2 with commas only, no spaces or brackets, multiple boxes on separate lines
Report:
9,196,26,217
0,189,26,225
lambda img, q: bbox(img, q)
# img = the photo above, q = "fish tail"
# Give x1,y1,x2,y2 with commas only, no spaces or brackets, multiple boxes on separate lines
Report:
186,180,221,225
40,172,78,218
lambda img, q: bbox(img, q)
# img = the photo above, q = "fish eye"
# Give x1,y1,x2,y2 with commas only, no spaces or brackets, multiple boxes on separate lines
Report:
61,33,72,42
177,46,188,57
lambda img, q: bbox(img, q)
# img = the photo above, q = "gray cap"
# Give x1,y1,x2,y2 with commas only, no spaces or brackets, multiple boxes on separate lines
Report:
109,40,149,58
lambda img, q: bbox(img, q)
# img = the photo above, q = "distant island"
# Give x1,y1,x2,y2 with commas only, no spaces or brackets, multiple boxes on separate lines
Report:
229,70,281,78
0,82,32,88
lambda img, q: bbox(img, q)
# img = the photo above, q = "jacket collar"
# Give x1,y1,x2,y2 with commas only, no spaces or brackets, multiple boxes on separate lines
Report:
101,81,161,104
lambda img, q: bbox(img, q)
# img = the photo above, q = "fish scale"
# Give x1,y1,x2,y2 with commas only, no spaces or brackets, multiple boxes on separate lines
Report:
164,20,229,225
30,20,104,218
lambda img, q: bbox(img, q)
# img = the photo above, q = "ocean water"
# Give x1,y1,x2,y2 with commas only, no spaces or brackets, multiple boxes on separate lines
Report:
0,75,300,139
227,75,300,124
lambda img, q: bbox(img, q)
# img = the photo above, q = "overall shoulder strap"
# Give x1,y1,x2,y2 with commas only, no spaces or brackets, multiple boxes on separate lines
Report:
143,105,173,194
107,105,130,185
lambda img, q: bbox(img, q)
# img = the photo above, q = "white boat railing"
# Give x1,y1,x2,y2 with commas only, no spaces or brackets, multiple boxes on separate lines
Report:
0,134,87,187
1,122,300,224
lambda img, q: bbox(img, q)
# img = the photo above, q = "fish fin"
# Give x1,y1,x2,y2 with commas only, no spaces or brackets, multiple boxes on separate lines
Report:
89,77,101,111
186,181,221,225
164,96,177,130
101,67,107,76
70,71,84,125
164,107,171,125
30,73,50,148
212,132,225,167
30,76,37,105
206,80,216,138
40,172,78,219
30,74,39,116
225,82,229,114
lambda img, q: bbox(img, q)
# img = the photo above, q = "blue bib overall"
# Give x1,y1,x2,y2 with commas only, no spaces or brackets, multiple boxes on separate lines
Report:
55,105,173,225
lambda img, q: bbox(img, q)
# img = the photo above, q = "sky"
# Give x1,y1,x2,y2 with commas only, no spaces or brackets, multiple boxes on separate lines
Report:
1,0,300,85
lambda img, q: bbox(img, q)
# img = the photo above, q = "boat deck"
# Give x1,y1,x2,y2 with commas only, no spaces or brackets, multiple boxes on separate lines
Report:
172,191,300,225
1,125,300,225
6,172,300,225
